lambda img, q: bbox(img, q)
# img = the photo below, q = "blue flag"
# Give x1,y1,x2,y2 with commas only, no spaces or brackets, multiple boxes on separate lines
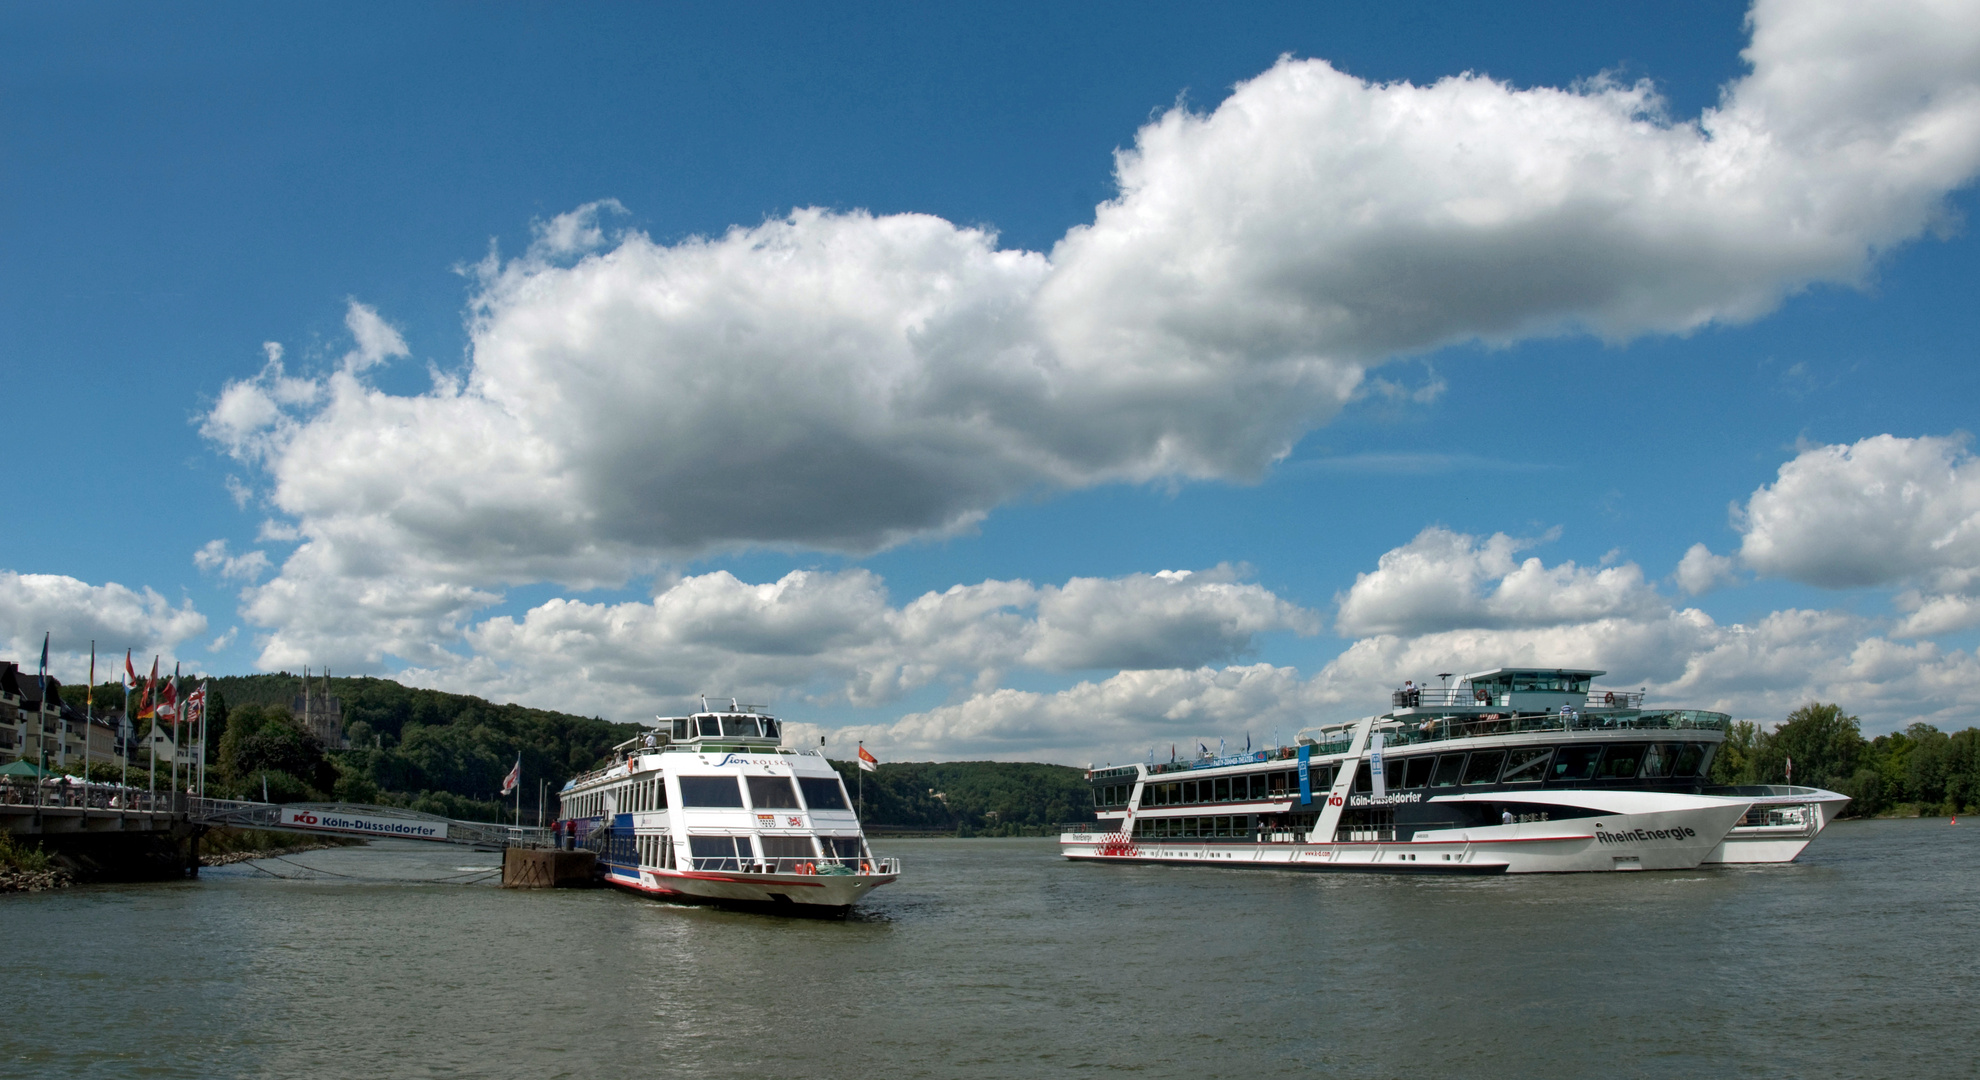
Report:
38,632,48,693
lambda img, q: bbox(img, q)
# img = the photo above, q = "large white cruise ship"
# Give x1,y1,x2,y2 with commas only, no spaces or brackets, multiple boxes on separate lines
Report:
555,702,898,916
1062,668,1849,874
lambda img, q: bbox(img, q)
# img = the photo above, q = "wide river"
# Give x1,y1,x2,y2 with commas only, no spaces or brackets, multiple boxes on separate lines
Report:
6,818,1974,1079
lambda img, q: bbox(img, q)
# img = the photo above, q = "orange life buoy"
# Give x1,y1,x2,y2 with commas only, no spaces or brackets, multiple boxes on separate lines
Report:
1604,691,1616,706
860,861,871,874
1474,688,1489,703
799,862,814,875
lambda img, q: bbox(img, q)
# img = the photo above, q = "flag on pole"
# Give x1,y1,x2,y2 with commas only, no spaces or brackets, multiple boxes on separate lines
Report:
857,745,879,773
185,683,206,732
38,632,49,693
138,657,158,720
501,755,521,796
158,665,180,725
123,650,138,692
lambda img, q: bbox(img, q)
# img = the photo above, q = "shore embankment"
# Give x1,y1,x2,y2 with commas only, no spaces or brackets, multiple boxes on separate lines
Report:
200,827,366,867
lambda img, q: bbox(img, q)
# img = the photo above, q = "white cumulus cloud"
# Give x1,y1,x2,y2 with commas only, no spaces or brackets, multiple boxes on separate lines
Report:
392,565,1315,723
202,0,1980,670
1676,543,1739,595
836,530,1980,762
1334,527,1663,636
1736,433,1980,634
0,571,208,676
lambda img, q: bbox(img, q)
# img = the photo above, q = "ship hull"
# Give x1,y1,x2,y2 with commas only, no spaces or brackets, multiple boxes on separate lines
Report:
598,861,892,917
1063,792,1750,874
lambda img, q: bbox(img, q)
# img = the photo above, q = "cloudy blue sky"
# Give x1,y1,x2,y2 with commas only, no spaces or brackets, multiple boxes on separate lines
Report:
5,0,1979,762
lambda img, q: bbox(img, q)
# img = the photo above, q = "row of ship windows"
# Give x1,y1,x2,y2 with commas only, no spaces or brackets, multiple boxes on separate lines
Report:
564,775,852,821
1098,769,1333,810
601,831,870,871
1128,814,1320,838
664,715,782,741
1095,743,1717,807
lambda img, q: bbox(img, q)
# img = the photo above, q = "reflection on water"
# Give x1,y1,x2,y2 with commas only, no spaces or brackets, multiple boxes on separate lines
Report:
5,819,1975,1079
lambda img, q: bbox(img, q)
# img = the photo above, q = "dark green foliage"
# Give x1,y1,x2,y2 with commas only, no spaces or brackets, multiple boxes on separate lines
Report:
825,760,1095,835
201,673,637,823
1710,702,1980,817
218,703,338,801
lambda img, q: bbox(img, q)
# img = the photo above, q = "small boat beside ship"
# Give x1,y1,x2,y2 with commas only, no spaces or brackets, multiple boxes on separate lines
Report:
1062,667,1848,875
555,701,897,916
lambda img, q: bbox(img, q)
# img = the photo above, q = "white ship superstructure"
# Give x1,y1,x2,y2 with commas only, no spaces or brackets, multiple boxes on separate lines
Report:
556,703,897,916
1062,668,1848,875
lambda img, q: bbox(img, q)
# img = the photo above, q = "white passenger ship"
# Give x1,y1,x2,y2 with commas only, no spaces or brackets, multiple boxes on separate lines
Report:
1062,668,1848,874
556,702,898,916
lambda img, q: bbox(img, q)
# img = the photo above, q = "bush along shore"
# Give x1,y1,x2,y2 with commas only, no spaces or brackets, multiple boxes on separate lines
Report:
200,827,366,867
1,834,73,893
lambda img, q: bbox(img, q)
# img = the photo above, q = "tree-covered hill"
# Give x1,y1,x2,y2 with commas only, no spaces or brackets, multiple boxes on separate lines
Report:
175,673,1098,831
822,759,1094,835
202,673,639,822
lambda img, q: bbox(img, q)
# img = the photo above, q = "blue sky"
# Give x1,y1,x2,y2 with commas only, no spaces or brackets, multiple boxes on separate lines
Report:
4,1,1979,761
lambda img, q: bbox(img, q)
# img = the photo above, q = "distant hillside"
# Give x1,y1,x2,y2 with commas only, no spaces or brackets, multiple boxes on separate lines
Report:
195,674,1095,832
203,673,638,822
823,759,1094,836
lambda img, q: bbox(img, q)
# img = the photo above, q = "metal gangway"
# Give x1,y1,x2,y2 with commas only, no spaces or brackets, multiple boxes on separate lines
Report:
190,797,551,849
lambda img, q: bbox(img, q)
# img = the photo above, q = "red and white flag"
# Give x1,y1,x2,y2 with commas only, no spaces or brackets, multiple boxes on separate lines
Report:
185,683,206,730
157,665,180,724
857,745,879,773
123,650,139,691
501,755,521,796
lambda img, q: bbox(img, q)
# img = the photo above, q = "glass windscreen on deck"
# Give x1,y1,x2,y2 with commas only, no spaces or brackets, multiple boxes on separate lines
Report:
678,776,746,807
686,834,753,870
798,777,849,810
746,776,802,809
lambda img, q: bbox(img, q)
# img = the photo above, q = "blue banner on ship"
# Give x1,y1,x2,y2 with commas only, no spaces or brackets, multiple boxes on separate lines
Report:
1297,745,1312,805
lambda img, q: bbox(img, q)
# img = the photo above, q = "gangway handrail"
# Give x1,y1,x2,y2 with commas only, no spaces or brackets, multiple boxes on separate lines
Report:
186,797,551,847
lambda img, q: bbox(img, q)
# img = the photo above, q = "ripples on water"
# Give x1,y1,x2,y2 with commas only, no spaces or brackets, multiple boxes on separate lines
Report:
4,819,1974,1079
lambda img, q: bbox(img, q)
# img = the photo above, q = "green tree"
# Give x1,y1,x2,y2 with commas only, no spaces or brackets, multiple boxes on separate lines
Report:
1758,703,1865,790
1711,720,1764,785
218,704,336,801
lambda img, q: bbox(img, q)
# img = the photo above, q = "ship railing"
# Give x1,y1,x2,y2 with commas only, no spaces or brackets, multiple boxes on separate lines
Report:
1392,687,1646,710
689,855,901,876
1144,746,1302,775
0,775,196,813
1380,709,1730,749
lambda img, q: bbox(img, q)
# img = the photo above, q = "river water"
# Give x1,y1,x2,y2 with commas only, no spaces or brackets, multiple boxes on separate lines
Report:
5,818,1975,1079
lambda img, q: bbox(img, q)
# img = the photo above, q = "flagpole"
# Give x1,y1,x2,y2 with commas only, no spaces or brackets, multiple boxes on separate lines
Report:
87,642,95,778
857,741,864,819
120,672,129,799
198,680,209,799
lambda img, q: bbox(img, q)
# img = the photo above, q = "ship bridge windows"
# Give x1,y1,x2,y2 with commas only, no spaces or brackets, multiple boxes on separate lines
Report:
1401,756,1435,789
687,835,755,871
747,776,802,809
696,716,722,738
1430,754,1467,788
760,836,818,863
1499,747,1554,784
1672,743,1707,777
672,718,691,740
722,715,761,738
819,836,868,864
1550,746,1603,782
798,777,849,811
679,776,746,807
1596,744,1647,780
1461,750,1506,786
1639,743,1681,779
